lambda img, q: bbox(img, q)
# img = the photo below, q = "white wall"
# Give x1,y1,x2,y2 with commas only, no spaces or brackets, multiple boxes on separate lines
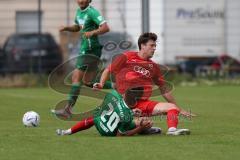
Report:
125,0,141,46
164,0,225,64
150,0,164,64
104,0,125,32
226,0,240,60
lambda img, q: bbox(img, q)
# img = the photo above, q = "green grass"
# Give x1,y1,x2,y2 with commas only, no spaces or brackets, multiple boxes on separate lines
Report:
0,86,240,160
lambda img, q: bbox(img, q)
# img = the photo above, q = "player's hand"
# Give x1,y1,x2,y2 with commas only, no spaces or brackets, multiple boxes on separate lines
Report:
180,109,197,118
84,31,94,38
59,26,66,32
132,108,142,117
93,83,103,91
140,118,153,129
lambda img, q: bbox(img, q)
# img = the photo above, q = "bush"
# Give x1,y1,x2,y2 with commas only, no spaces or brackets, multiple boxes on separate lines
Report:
0,74,48,88
165,72,240,86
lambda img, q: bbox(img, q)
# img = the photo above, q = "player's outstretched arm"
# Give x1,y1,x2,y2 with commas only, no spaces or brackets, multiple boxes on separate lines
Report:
84,23,110,38
116,119,153,136
116,126,145,136
93,68,110,90
59,24,81,32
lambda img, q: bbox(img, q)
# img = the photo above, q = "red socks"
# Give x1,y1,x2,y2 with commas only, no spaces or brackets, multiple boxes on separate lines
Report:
71,117,94,134
167,109,179,129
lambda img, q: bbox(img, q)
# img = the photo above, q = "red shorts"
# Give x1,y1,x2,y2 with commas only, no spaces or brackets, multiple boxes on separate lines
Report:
135,99,158,116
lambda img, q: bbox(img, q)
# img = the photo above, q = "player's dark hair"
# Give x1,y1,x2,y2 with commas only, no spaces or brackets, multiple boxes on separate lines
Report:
138,32,157,50
124,87,144,107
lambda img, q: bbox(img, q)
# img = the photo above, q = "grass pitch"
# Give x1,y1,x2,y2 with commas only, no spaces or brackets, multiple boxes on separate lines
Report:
0,86,240,160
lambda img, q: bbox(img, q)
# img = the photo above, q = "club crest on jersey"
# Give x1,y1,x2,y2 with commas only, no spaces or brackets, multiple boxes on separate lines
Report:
77,18,85,28
97,16,103,21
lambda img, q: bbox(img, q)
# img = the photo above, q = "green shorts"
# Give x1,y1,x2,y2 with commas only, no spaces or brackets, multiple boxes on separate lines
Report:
76,48,102,71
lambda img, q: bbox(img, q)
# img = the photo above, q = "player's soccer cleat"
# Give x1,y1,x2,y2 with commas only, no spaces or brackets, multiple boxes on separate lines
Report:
166,128,190,136
51,106,72,119
140,127,162,135
56,129,67,136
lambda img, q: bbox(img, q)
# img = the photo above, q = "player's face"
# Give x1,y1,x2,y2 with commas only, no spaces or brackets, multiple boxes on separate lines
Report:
141,40,156,58
76,0,90,9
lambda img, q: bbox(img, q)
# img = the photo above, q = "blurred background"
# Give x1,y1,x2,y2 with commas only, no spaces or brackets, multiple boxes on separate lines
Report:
0,0,240,87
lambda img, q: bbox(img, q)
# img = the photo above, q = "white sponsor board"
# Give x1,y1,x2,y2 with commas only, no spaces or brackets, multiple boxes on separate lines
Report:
164,0,225,64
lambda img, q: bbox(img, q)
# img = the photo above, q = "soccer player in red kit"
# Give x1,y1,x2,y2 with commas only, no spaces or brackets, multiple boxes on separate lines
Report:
93,32,196,135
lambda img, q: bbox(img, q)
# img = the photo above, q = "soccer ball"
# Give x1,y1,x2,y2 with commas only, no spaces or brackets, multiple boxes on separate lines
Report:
22,111,40,127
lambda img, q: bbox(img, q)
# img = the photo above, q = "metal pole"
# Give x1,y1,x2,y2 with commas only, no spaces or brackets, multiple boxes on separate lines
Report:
38,0,42,73
142,0,149,33
224,0,228,54
38,0,42,34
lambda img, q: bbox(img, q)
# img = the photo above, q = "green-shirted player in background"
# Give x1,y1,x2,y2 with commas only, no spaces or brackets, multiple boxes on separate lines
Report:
52,0,110,117
56,88,161,136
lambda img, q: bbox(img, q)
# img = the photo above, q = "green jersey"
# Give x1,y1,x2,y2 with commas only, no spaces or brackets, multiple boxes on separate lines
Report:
94,90,136,136
74,5,106,52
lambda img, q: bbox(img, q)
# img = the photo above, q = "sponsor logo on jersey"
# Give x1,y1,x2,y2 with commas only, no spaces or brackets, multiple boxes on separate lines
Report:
133,65,151,77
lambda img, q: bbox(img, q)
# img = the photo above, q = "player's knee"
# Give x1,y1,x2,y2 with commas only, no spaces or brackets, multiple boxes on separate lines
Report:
72,70,83,83
167,103,180,112
72,75,80,83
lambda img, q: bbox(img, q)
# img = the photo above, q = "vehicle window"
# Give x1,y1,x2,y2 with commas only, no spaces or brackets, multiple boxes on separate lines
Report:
4,38,16,52
14,35,56,49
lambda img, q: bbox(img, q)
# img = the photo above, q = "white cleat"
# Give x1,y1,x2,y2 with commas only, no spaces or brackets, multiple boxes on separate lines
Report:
56,129,66,136
166,128,190,136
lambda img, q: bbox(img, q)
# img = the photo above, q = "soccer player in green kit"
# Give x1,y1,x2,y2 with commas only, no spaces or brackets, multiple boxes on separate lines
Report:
56,88,156,136
52,0,110,117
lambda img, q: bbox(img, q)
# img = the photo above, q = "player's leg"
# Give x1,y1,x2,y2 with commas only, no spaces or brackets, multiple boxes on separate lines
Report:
81,49,113,89
124,88,162,134
151,102,190,135
68,68,85,107
136,100,190,135
56,116,94,136
51,68,84,117
67,52,102,107
52,54,100,117
82,70,98,87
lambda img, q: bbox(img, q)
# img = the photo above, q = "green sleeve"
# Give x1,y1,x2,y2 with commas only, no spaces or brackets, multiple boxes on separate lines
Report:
89,9,106,25
118,121,136,134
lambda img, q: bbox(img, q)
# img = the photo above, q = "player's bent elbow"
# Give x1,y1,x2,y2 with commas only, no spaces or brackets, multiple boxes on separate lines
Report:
101,23,110,33
116,131,125,137
105,26,110,32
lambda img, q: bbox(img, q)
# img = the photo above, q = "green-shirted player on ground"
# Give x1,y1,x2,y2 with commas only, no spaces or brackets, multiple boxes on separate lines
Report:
56,88,161,136
52,0,110,117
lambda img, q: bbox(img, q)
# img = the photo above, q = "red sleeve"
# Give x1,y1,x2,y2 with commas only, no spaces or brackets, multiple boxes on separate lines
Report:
153,63,165,87
107,54,127,74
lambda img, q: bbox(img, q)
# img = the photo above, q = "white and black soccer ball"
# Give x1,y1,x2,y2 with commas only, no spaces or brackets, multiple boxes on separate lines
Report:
22,111,40,127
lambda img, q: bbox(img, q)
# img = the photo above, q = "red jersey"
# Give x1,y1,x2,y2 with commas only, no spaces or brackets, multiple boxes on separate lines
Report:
107,51,164,99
